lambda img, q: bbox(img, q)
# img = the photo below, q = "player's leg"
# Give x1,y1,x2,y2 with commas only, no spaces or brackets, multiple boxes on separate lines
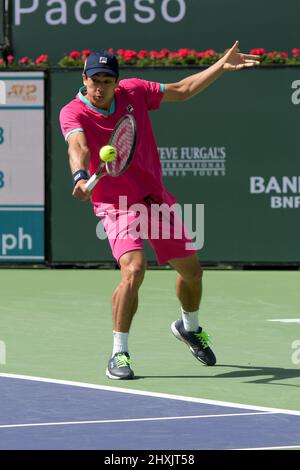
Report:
97,206,147,380
107,249,147,380
169,254,216,366
169,254,203,312
112,249,146,332
144,197,215,365
145,197,216,366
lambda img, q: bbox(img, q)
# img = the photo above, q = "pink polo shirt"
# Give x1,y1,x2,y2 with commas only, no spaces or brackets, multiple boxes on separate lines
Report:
60,78,176,209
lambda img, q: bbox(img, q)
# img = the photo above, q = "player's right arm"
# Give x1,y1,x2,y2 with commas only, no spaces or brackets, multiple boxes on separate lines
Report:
67,131,91,202
162,41,260,102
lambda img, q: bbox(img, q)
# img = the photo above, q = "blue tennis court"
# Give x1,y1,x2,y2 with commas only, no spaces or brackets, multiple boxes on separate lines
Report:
1,373,300,450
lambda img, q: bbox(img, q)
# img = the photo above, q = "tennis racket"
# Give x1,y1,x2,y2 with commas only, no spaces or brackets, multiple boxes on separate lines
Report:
85,114,136,191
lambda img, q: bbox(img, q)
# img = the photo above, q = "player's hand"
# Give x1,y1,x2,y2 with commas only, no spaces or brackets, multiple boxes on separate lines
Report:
72,179,91,202
221,41,260,71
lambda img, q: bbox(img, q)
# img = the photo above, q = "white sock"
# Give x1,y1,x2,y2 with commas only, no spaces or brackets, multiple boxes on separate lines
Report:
181,307,199,332
112,331,129,356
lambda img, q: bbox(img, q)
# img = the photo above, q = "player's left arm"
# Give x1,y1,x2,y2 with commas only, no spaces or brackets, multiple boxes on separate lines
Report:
162,41,260,103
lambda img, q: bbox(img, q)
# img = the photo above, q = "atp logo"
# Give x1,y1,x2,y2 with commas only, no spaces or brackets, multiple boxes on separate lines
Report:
0,80,6,105
7,84,37,101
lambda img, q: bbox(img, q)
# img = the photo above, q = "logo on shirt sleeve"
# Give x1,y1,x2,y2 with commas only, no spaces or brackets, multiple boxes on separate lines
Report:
126,104,134,113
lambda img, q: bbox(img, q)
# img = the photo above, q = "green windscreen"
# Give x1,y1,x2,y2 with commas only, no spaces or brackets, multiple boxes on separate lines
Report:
0,0,4,47
50,68,300,264
11,0,300,63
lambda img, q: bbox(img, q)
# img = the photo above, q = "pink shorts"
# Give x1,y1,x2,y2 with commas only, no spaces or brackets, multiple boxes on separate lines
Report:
94,195,197,265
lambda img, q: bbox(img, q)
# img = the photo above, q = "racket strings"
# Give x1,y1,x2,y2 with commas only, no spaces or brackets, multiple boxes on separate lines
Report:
110,121,134,176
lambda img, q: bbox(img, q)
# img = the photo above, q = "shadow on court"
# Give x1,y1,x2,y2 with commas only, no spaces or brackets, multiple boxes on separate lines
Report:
136,364,300,386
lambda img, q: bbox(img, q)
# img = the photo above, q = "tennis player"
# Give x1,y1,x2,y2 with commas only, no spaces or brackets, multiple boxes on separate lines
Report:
60,42,259,379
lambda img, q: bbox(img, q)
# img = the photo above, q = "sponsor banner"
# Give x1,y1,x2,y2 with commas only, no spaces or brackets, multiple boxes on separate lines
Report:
11,0,300,62
0,208,44,261
14,0,188,26
0,72,44,108
250,176,300,209
0,72,45,263
0,113,44,203
159,146,226,177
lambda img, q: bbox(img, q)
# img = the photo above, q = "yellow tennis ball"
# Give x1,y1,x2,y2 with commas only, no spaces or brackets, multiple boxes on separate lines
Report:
99,145,117,162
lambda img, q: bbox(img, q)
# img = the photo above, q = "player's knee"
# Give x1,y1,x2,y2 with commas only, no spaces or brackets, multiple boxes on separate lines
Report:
182,264,203,284
124,261,146,288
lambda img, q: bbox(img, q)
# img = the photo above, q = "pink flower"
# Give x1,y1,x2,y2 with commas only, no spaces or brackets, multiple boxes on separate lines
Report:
69,51,80,59
35,54,49,64
250,48,266,55
177,48,197,57
123,50,137,61
204,49,216,56
178,48,190,57
7,55,14,62
20,56,29,64
137,50,148,59
197,50,216,58
291,48,300,56
82,50,91,57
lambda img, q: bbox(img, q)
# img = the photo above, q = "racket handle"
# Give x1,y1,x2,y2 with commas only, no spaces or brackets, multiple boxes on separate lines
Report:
84,173,99,191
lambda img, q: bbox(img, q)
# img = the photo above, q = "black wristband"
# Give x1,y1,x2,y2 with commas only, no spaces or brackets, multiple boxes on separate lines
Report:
72,170,89,187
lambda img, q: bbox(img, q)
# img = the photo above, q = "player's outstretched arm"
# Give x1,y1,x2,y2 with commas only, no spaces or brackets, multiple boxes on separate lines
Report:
67,131,91,202
162,40,260,103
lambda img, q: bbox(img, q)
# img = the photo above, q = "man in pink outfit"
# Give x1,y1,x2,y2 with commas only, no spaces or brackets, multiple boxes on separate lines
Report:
60,43,259,379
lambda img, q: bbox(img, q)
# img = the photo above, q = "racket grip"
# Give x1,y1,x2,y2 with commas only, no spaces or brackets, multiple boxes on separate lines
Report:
84,173,99,191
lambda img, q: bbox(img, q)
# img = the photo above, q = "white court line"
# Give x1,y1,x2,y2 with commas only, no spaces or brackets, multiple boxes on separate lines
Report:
1,372,300,416
0,412,275,430
234,444,300,450
268,319,300,324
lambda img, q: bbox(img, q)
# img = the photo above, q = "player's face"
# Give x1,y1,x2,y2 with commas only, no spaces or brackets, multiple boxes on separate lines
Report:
83,73,119,109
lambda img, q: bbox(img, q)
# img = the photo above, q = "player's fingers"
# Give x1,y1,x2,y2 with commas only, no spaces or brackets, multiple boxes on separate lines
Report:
76,194,90,202
242,54,261,60
72,186,90,201
231,40,239,50
234,64,244,70
244,60,260,66
224,40,239,55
